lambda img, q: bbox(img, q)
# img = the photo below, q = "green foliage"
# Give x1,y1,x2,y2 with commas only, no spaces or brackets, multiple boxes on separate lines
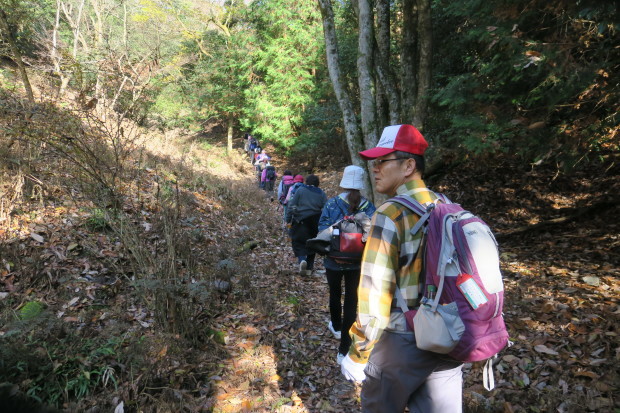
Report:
0,0,54,55
207,329,227,345
0,68,18,91
85,208,110,231
0,308,128,408
429,0,619,161
287,296,300,305
239,0,329,149
19,301,44,320
150,82,197,127
145,4,249,129
292,98,345,159
148,0,339,152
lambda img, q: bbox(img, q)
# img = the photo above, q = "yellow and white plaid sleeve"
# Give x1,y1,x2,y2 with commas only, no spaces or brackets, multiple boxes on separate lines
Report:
348,209,400,363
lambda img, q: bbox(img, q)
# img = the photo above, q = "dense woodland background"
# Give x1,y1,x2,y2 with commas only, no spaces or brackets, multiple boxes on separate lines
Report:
0,0,618,411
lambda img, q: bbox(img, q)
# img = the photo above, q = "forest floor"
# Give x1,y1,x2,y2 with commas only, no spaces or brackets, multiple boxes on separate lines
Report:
1,86,619,412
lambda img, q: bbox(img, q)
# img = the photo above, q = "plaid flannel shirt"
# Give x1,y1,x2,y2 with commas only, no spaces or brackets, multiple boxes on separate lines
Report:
348,179,436,363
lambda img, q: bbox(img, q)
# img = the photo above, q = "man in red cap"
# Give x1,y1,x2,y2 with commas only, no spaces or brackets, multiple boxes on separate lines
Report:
340,124,463,412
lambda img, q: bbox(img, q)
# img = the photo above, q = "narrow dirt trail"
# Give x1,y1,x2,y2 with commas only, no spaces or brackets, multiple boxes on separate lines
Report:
205,180,361,412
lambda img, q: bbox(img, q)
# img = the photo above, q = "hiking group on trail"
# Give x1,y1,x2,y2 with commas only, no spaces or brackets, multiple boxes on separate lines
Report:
243,133,278,193
243,126,508,413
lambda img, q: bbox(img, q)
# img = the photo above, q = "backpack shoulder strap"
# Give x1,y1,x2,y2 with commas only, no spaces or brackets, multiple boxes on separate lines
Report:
390,190,452,235
390,194,433,235
393,286,410,313
389,194,426,215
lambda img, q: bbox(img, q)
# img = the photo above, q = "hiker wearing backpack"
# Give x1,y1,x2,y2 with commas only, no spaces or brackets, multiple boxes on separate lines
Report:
254,160,264,188
247,135,258,161
252,150,268,188
256,149,270,164
285,174,327,276
318,165,376,365
243,133,251,153
277,170,294,221
341,124,466,412
282,174,304,227
261,164,277,192
252,145,263,165
284,174,304,204
277,170,294,204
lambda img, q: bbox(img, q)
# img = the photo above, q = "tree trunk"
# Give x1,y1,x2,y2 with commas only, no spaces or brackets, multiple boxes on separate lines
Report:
373,45,400,125
0,10,35,103
317,0,374,198
375,0,389,129
375,0,390,60
74,0,85,59
92,0,104,105
374,0,399,125
52,0,71,99
226,115,234,154
60,0,86,60
413,0,432,130
123,1,128,57
400,0,417,123
357,0,378,151
375,79,389,130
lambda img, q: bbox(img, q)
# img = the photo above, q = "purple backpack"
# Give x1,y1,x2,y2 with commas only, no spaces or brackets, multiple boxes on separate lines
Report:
391,194,509,366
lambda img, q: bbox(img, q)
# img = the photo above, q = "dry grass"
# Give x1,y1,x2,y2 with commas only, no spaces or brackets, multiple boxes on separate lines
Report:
0,71,282,410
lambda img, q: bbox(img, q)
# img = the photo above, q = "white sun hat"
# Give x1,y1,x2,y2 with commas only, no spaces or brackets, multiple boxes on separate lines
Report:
339,165,365,190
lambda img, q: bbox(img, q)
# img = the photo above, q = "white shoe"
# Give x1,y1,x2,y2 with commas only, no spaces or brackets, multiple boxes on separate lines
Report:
328,321,342,340
305,270,313,276
299,260,307,275
337,353,345,365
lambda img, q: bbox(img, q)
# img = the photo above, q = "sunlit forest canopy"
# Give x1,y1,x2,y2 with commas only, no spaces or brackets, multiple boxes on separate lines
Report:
1,0,616,163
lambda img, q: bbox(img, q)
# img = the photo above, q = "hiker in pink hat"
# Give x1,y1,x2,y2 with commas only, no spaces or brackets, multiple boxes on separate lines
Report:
341,125,464,412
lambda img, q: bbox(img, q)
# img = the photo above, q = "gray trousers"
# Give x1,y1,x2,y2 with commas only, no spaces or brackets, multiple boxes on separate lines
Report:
361,330,463,413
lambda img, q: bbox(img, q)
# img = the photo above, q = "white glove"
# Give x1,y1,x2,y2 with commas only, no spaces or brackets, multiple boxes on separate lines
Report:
341,354,367,383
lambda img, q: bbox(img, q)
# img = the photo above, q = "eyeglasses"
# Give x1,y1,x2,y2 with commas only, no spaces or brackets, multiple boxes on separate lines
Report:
370,157,410,168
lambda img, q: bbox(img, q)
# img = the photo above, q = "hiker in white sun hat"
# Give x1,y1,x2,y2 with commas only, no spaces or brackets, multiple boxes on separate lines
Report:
341,124,464,413
317,165,376,365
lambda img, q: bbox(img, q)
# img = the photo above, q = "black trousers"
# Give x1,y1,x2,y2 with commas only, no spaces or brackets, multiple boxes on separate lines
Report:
290,214,321,268
326,267,361,355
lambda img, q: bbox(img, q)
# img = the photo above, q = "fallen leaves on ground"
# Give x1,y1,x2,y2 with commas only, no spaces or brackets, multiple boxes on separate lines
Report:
1,151,618,412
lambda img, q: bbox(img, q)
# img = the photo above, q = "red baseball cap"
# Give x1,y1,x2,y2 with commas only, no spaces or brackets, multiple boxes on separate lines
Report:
359,124,428,160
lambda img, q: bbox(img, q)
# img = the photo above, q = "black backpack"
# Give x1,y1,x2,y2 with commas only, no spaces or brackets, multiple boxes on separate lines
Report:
265,166,276,181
